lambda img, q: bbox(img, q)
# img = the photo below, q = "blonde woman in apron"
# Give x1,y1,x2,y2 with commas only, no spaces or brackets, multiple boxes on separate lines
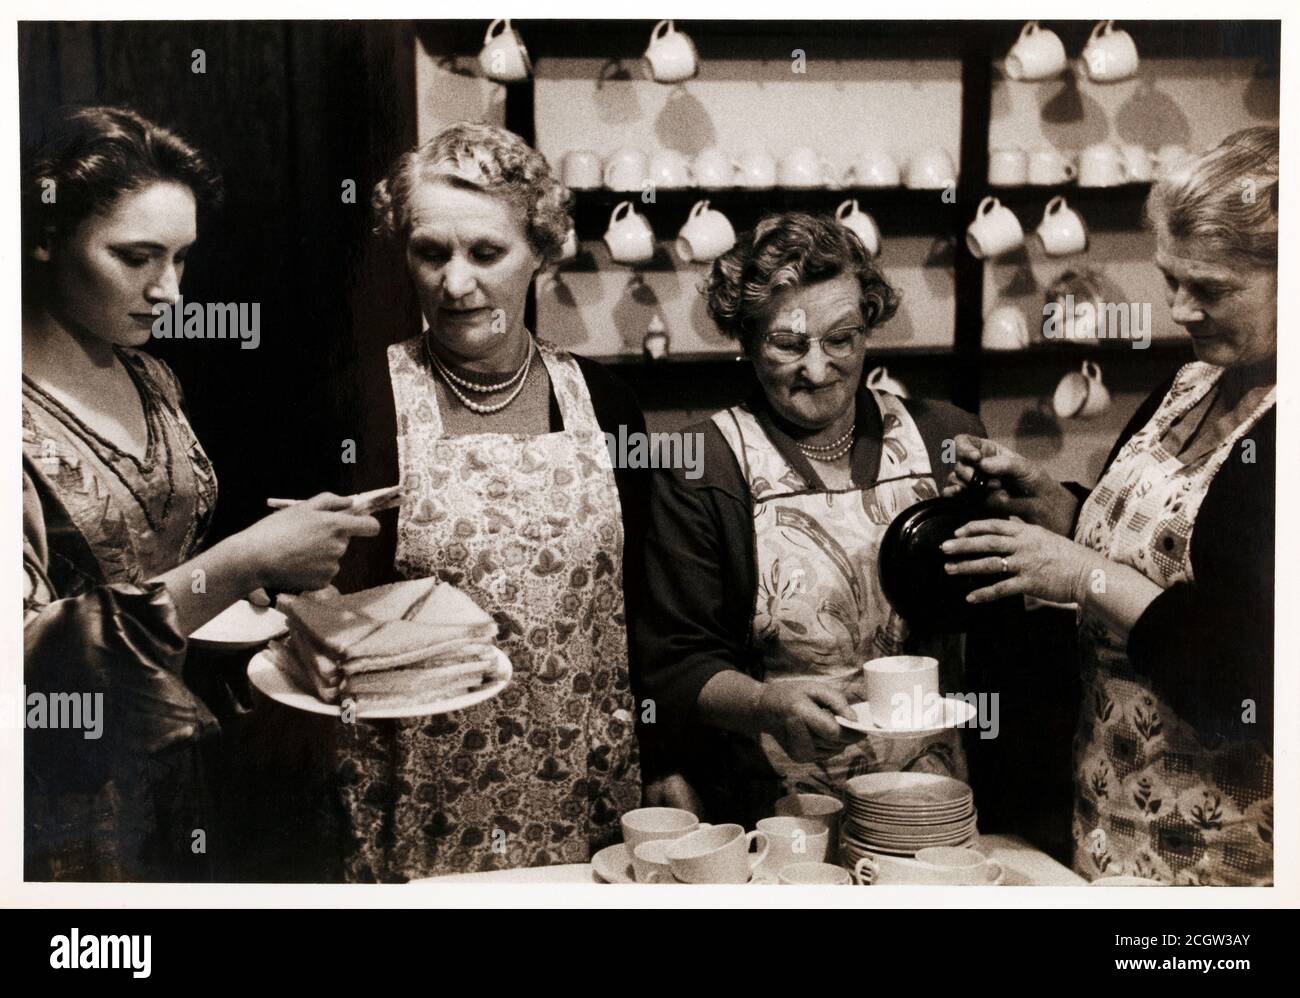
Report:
943,127,1277,885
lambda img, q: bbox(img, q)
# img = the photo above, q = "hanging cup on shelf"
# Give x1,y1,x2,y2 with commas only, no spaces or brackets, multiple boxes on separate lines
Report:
1005,21,1067,81
478,19,532,82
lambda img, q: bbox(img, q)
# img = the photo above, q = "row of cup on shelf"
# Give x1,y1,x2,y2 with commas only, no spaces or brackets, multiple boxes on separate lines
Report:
565,146,957,193
602,197,884,265
967,195,1086,259
479,18,698,83
990,142,1192,187
1005,19,1139,83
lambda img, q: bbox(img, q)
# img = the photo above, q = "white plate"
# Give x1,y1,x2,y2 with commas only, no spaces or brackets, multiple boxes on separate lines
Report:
247,644,511,719
591,843,636,884
845,771,973,804
837,698,978,738
842,833,977,859
190,600,288,649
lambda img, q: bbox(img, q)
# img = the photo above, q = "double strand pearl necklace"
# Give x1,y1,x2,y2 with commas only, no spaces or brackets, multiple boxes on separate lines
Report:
795,422,855,463
424,333,535,415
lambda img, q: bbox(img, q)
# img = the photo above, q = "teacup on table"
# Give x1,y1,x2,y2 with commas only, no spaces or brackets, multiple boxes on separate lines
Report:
631,839,676,883
620,806,703,851
756,816,830,877
779,862,852,885
665,823,770,884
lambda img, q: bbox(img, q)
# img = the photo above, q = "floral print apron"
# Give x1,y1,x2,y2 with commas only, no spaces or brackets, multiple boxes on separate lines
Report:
712,391,966,805
333,337,640,881
1072,362,1275,885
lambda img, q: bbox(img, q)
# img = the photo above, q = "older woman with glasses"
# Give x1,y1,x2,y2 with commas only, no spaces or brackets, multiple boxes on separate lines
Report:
633,212,988,825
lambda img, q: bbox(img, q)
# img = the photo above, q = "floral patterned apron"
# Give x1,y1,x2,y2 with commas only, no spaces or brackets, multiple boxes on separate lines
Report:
1072,361,1275,885
712,391,967,807
333,337,640,881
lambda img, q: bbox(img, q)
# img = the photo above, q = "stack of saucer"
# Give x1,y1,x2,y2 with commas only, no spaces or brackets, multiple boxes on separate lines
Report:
841,772,977,859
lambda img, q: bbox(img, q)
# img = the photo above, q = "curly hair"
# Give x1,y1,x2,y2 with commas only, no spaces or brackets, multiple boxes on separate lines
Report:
1145,126,1278,269
371,121,573,263
704,211,900,350
22,105,222,260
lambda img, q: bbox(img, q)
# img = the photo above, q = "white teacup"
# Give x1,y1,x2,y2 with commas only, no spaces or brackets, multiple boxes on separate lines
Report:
665,823,770,884
983,305,1030,351
1037,195,1087,257
1083,20,1139,83
856,851,1004,886
562,150,602,191
864,655,940,729
644,19,698,84
1078,143,1130,187
648,149,693,190
865,365,908,398
734,149,777,189
914,846,989,885
905,148,957,190
631,839,676,883
692,147,735,188
756,816,830,877
604,148,649,192
835,199,881,258
778,862,852,886
603,201,655,265
1005,21,1067,82
1120,144,1154,182
988,148,1028,187
779,146,836,189
1053,360,1110,419
1027,148,1077,186
966,196,1024,260
620,806,702,852
478,18,532,83
846,149,900,188
677,200,736,264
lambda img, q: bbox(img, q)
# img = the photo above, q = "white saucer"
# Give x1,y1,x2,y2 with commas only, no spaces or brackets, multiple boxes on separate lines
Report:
591,843,636,883
838,699,977,738
190,599,288,649
247,643,511,719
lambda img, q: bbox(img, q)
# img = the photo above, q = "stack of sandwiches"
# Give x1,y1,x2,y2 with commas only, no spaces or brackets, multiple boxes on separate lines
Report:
275,579,506,710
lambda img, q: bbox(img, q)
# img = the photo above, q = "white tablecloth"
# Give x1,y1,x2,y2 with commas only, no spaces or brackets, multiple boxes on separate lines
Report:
418,834,1085,886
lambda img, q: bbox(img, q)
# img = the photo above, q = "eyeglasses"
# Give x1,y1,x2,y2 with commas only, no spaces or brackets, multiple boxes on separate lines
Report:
760,324,868,363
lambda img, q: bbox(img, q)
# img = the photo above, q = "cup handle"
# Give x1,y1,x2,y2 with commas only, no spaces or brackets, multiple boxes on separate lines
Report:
836,198,854,220
1020,20,1039,39
854,856,880,885
1089,19,1113,43
690,199,708,220
977,195,997,217
746,831,770,872
1063,161,1078,181
1043,195,1064,222
485,18,507,43
609,200,632,227
1083,360,1102,382
867,366,885,386
652,19,673,42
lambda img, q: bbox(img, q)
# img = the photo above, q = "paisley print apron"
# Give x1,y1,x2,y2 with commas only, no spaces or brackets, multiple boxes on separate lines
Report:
712,391,967,807
334,337,640,881
1072,362,1275,885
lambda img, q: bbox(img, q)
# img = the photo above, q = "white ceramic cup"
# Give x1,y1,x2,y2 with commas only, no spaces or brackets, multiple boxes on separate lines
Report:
677,200,736,263
620,806,703,852
966,196,1024,259
1120,144,1154,182
561,150,603,190
665,823,770,884
914,846,989,885
1083,20,1139,83
1005,21,1067,81
1037,195,1088,257
478,19,532,83
835,199,881,258
774,793,844,842
863,654,939,729
856,851,1004,886
778,862,852,885
779,146,836,189
648,149,693,190
644,19,698,84
692,147,735,187
1053,360,1111,419
631,839,676,883
756,816,830,876
983,305,1030,351
988,148,1028,187
604,148,649,192
1077,143,1130,187
1155,144,1192,178
734,149,777,189
603,201,655,265
1027,148,1077,186
846,149,900,188
905,148,957,190
865,365,908,398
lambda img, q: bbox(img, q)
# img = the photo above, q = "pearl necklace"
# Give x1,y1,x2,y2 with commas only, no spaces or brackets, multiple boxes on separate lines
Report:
796,423,855,463
425,334,536,415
